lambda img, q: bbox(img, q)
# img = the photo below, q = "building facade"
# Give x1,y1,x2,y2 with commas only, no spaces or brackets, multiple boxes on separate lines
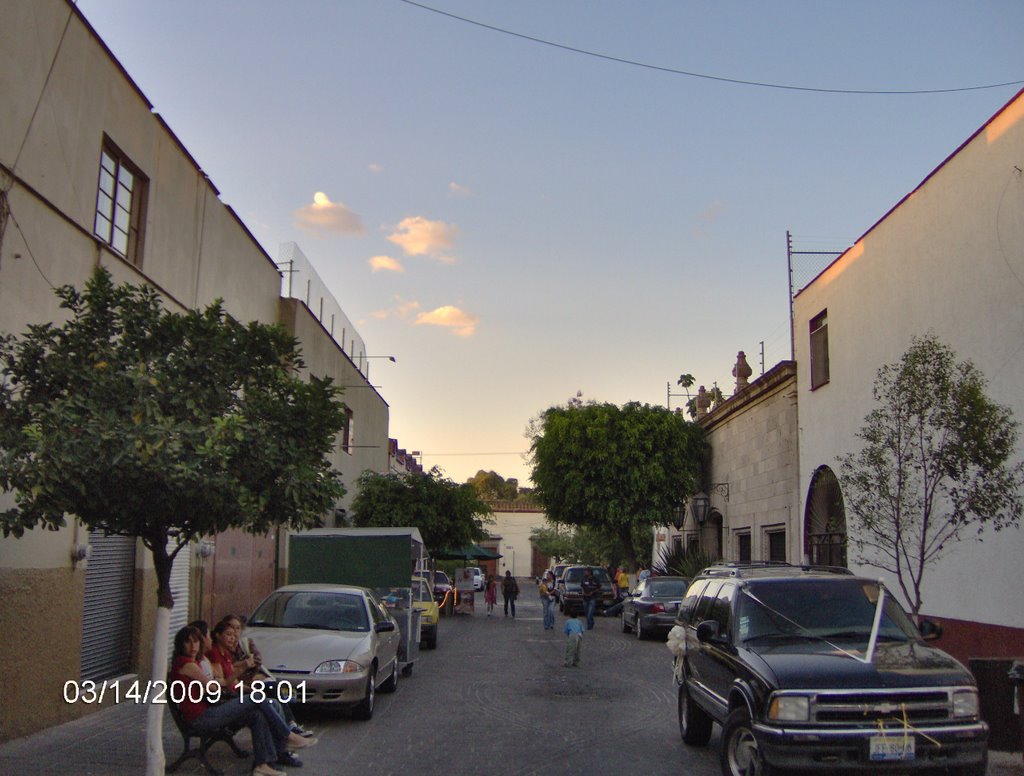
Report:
660,359,800,567
0,0,389,739
792,88,1024,662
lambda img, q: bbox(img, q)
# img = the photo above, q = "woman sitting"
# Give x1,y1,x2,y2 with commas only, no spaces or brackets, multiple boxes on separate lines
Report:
170,625,303,776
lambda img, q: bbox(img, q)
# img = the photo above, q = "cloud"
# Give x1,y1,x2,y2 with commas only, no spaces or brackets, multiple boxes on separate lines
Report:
371,297,420,320
414,305,479,337
369,255,404,273
368,163,383,173
699,200,727,223
448,181,472,198
294,192,365,234
387,216,458,263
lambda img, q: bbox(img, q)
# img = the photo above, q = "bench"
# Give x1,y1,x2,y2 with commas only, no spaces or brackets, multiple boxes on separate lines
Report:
166,695,250,775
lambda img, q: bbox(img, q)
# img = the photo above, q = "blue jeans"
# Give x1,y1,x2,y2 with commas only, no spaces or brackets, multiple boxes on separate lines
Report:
584,598,597,629
541,597,555,629
191,695,285,767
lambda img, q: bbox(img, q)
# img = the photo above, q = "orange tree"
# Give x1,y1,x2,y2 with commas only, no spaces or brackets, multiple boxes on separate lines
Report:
0,268,346,773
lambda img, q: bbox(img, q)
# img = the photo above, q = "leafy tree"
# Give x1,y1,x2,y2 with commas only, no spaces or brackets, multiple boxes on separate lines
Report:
352,467,492,552
0,269,346,774
528,400,706,569
467,469,519,501
838,334,1024,618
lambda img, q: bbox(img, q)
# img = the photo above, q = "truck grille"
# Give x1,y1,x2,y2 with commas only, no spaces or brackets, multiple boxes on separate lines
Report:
811,689,952,726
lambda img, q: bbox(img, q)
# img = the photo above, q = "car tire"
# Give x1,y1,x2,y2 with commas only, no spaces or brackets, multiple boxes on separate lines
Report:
621,610,631,633
678,681,713,746
351,666,376,720
720,708,773,776
379,659,399,693
635,615,646,640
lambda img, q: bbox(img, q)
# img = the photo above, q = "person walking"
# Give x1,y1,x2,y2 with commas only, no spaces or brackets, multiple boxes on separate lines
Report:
564,612,584,667
580,567,601,630
501,570,519,617
539,571,556,630
484,574,497,616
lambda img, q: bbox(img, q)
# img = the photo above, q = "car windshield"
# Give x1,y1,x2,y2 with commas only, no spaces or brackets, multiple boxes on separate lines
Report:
435,572,450,585
249,591,370,632
564,567,610,583
411,579,432,602
647,579,688,598
738,579,918,645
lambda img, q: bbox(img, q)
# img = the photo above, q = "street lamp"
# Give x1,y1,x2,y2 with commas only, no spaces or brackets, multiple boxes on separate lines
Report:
690,492,710,526
671,505,687,530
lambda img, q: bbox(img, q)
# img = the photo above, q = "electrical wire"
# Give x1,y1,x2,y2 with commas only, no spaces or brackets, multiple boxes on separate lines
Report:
396,0,1024,95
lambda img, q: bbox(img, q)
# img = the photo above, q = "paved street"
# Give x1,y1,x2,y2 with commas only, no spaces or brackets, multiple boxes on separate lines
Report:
0,589,1019,775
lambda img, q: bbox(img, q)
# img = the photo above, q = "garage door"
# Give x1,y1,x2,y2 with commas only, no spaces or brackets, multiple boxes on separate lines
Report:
80,531,136,681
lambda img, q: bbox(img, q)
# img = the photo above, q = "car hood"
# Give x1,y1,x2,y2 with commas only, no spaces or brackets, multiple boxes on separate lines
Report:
746,640,974,690
246,627,373,672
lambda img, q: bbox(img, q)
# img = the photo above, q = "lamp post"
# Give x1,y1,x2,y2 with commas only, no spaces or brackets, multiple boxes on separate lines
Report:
690,492,710,526
671,505,687,531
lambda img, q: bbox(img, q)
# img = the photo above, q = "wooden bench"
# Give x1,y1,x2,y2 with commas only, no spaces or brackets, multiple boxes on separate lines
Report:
166,696,250,775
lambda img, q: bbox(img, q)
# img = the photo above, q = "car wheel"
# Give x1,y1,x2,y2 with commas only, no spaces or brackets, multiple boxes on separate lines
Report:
379,659,399,693
351,665,376,720
621,610,631,633
721,708,773,776
678,681,712,746
635,615,645,640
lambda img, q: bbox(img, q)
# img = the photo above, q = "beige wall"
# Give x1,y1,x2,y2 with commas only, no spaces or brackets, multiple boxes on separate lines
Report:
793,89,1024,627
486,508,548,578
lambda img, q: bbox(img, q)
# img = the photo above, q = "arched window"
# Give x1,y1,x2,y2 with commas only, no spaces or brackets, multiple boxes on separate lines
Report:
803,465,847,567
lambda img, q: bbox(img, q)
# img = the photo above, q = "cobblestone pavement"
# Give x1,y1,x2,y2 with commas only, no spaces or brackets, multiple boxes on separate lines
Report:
1,589,1019,775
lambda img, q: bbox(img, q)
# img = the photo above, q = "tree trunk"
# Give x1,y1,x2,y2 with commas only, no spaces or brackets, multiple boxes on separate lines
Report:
145,605,171,776
145,538,175,776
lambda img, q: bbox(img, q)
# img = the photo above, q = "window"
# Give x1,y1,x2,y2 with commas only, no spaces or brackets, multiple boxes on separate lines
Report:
809,309,829,389
710,584,735,636
736,531,752,563
765,528,786,563
93,141,147,266
341,407,354,453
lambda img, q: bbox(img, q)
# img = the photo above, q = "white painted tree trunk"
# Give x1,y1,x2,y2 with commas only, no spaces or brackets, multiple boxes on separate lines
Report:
145,605,171,776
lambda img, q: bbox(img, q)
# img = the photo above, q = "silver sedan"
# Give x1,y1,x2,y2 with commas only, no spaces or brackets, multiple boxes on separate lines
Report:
246,584,401,720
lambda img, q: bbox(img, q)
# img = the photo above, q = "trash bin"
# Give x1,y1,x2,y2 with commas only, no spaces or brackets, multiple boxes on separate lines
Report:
970,658,1022,752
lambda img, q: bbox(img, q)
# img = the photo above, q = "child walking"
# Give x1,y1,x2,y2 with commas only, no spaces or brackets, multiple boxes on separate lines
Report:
564,613,584,667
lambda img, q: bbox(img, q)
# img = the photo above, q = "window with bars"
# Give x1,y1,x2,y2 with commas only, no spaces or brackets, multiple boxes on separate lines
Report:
94,142,147,266
736,531,752,563
809,309,830,389
341,407,354,453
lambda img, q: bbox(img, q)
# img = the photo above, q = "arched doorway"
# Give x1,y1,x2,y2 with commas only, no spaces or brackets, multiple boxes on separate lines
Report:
804,465,847,566
702,509,724,560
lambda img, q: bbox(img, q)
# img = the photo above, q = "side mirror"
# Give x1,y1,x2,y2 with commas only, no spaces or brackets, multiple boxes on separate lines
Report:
375,621,396,633
696,620,721,644
918,619,942,641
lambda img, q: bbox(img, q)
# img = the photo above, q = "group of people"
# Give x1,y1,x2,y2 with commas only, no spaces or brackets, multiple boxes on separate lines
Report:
170,615,317,776
483,570,520,617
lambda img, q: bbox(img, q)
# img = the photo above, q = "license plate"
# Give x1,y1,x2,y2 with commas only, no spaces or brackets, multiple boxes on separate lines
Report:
869,735,915,761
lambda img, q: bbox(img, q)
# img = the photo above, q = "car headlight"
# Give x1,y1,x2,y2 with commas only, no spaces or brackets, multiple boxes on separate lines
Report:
952,689,979,719
768,695,810,722
314,659,363,674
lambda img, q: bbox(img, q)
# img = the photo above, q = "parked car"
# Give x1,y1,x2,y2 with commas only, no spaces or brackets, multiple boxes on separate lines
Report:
550,563,571,607
621,575,689,639
411,575,439,649
430,570,453,605
673,563,988,776
468,566,484,591
246,584,401,720
557,565,615,616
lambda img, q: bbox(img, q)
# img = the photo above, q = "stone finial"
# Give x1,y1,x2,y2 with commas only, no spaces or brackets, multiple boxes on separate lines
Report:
733,351,752,392
695,385,711,418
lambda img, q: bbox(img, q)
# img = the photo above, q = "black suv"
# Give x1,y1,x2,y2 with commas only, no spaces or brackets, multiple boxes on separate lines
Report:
672,563,988,776
557,566,615,616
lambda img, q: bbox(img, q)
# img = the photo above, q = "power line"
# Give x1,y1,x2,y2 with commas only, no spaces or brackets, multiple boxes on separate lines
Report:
396,0,1024,95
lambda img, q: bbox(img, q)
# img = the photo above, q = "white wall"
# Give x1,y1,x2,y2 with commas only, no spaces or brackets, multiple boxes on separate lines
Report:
794,90,1024,626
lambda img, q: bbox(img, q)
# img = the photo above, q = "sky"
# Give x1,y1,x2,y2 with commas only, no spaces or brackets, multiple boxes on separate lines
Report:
75,0,1024,486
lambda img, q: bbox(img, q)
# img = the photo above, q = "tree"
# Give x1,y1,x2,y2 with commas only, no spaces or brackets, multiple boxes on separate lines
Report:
0,269,347,774
527,400,706,569
531,522,653,568
352,467,492,553
838,334,1024,618
466,469,519,501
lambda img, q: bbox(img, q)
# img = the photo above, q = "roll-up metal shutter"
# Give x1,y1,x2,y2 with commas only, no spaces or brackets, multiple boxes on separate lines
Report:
166,547,191,656
80,531,136,681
